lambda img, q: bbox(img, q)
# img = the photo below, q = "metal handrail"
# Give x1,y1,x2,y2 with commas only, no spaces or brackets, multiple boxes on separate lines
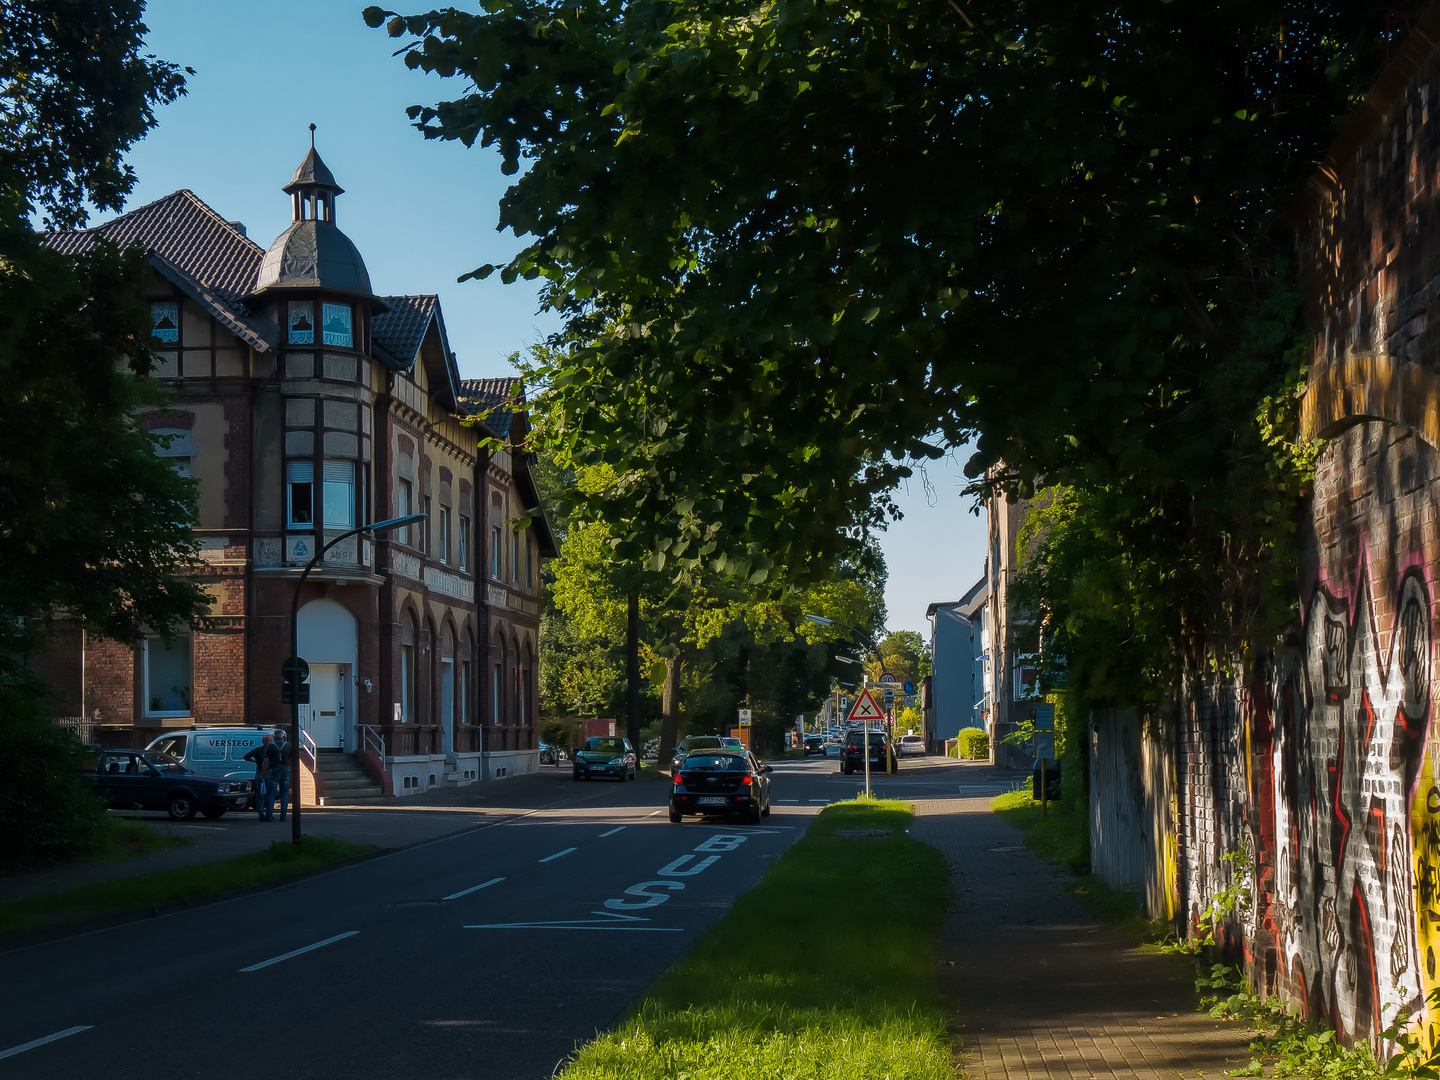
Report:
299,728,319,772
356,723,387,768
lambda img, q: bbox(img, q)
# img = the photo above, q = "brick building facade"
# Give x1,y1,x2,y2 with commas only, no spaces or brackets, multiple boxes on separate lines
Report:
33,144,556,793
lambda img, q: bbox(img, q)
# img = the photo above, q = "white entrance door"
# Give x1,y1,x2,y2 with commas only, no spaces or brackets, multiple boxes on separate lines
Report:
440,658,454,755
305,664,344,748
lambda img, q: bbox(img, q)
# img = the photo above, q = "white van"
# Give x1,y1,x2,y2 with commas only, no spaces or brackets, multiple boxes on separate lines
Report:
144,727,273,789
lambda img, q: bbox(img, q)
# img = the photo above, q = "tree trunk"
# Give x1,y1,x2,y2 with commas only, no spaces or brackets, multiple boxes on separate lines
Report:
659,636,682,764
625,587,641,753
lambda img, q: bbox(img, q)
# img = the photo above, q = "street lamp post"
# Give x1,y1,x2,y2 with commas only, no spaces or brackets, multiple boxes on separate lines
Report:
287,513,425,845
805,613,883,799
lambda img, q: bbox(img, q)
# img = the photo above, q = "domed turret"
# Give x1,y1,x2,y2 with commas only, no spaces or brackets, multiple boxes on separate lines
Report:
252,128,385,308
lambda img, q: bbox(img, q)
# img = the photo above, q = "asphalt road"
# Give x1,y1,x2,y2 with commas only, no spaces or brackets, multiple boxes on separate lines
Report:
0,752,1010,1079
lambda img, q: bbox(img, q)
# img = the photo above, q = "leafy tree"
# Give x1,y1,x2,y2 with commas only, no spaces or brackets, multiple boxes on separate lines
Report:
367,0,1395,590
1,1,204,862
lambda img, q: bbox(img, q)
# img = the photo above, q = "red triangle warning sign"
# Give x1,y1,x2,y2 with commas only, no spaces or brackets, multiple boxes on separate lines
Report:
846,688,888,724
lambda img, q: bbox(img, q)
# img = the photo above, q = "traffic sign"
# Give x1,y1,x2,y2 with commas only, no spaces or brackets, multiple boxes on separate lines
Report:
1034,703,1055,731
282,657,310,683
846,688,887,724
282,682,310,705
903,681,915,695
879,672,897,685
738,708,752,728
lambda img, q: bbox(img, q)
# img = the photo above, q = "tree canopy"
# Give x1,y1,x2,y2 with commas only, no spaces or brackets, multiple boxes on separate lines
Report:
1,1,205,862
368,0,1392,581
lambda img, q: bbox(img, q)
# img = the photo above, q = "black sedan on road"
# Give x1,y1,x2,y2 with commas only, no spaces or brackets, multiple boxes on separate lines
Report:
669,750,772,824
841,730,897,774
802,733,825,756
88,750,252,820
668,734,726,775
572,736,638,781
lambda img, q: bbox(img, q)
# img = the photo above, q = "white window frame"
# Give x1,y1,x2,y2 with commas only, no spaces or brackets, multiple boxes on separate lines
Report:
322,459,355,530
458,515,469,571
439,506,450,564
287,460,314,527
143,633,193,718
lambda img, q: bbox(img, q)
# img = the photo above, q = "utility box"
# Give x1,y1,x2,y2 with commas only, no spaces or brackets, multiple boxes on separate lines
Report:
585,718,617,739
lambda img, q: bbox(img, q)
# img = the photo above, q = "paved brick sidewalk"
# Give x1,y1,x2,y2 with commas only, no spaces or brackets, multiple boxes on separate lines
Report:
910,791,1254,1080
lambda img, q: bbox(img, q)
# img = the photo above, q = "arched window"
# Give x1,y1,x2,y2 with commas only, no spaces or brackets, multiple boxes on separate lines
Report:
399,611,417,723
493,634,507,725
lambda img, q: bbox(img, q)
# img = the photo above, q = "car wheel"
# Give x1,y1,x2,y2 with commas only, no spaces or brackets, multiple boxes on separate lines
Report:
167,793,197,821
761,798,771,818
201,808,227,820
748,802,763,825
669,809,683,823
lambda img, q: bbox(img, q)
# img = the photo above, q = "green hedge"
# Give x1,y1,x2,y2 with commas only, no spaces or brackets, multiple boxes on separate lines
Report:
956,727,989,759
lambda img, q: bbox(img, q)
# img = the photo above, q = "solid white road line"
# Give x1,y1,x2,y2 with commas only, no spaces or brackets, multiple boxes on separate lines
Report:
539,847,577,863
239,931,360,972
809,799,830,802
599,826,626,837
443,877,505,900
0,1026,93,1061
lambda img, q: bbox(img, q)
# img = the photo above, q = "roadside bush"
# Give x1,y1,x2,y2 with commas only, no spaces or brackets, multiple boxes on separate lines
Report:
957,727,989,759
0,671,108,869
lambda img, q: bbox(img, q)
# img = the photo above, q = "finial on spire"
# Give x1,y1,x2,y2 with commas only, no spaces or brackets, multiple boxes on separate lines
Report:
309,123,316,149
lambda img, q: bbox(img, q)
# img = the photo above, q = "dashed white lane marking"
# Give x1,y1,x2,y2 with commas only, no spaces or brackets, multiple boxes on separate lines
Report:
0,1026,93,1061
809,799,830,803
778,799,800,802
240,931,360,972
539,847,577,863
443,877,505,900
599,826,626,837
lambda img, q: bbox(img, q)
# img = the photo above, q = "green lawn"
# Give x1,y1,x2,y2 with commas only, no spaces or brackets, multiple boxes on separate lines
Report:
0,835,375,936
560,798,953,1080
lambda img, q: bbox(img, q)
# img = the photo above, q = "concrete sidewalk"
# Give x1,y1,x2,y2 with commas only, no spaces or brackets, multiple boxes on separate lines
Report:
0,764,623,906
909,782,1252,1080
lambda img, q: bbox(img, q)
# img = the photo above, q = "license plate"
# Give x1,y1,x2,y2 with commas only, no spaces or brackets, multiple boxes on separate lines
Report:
697,796,728,806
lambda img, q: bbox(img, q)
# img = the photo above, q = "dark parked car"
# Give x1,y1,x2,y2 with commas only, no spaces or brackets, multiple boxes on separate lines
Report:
669,735,726,775
88,750,252,820
573,736,638,781
802,733,825,756
841,730,897,774
669,750,772,824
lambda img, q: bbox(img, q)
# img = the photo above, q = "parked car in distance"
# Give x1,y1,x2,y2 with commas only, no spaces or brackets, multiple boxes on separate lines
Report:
721,736,744,750
670,750,772,824
670,735,725,775
573,736,638,781
898,734,926,756
803,733,825,756
538,741,561,765
87,750,251,820
841,730,897,774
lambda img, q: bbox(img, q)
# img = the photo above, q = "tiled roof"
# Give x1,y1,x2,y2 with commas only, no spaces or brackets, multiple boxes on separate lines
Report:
40,189,278,351
372,295,438,371
458,377,523,435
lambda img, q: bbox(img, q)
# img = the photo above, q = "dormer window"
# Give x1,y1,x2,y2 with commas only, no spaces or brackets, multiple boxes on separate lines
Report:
322,303,352,347
151,302,179,342
289,302,314,344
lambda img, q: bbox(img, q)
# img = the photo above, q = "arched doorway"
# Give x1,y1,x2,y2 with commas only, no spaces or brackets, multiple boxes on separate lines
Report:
297,598,358,749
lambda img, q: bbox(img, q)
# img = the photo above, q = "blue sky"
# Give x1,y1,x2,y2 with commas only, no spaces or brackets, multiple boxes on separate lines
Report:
112,0,988,634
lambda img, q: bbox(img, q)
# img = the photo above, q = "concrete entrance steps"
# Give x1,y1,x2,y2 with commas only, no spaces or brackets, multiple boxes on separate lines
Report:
316,750,383,801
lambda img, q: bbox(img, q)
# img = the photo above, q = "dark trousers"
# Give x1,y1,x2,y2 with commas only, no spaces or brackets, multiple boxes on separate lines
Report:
271,767,291,821
257,776,275,820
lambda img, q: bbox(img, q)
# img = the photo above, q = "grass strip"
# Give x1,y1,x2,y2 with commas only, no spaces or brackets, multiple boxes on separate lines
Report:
561,798,953,1080
0,835,374,936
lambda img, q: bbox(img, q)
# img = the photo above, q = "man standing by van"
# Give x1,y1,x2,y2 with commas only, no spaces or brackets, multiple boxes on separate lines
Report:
243,734,277,821
271,728,292,822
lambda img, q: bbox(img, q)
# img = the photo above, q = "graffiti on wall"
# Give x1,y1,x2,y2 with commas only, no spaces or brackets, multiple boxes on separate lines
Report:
1178,428,1438,1049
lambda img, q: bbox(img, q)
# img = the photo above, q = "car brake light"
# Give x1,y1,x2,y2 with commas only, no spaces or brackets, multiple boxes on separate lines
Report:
742,775,753,786
674,773,685,785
